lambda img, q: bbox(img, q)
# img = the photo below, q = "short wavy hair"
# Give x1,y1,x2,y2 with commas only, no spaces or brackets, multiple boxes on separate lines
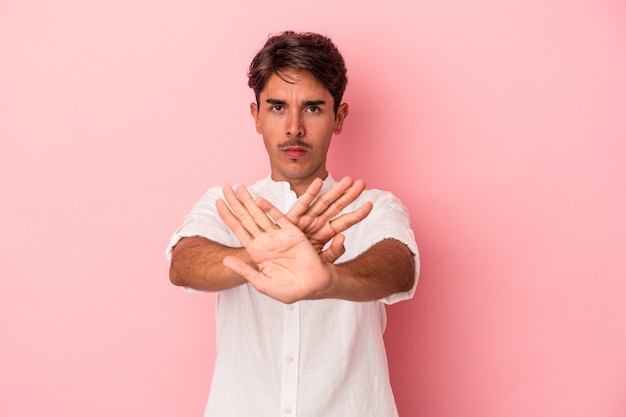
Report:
248,31,348,114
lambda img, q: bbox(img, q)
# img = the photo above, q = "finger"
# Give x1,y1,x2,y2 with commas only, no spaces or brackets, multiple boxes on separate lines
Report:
320,234,346,263
223,255,262,285
286,177,323,220
216,198,253,246
234,185,279,232
306,176,355,218
256,198,299,231
255,196,285,221
328,200,373,234
308,177,369,224
222,185,264,237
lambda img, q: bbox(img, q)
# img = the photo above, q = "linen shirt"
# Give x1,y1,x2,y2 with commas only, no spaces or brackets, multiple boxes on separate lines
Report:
166,175,419,417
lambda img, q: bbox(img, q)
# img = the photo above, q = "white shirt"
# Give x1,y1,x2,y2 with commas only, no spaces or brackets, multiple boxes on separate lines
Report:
166,175,419,417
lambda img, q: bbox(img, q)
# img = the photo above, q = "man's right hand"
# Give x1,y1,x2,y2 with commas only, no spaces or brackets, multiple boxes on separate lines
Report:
286,177,373,263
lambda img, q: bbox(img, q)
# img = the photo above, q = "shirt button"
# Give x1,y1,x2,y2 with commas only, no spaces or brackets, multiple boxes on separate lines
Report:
284,407,292,414
286,355,294,363
286,304,295,311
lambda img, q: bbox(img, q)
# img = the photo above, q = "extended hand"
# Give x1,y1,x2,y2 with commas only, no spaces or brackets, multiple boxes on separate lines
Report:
216,187,334,303
286,177,373,262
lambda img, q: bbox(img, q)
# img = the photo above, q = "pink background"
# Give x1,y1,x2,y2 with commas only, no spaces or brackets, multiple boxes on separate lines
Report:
2,0,625,416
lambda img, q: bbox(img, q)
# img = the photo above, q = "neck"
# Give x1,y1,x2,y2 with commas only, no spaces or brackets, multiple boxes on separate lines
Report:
274,172,328,197
288,177,322,197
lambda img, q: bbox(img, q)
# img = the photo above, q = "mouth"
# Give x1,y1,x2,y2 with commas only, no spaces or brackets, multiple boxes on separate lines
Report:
279,140,311,160
281,146,308,159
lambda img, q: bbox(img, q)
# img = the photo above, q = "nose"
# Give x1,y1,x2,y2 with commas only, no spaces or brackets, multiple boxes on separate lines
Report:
286,111,304,137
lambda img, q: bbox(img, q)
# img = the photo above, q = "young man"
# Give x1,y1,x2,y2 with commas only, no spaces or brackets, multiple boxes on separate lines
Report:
166,31,419,417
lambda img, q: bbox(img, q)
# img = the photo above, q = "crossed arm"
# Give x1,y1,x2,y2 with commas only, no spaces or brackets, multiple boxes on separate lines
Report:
169,177,415,303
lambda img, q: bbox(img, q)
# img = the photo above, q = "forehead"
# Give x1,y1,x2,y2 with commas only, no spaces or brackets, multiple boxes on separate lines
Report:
261,69,332,99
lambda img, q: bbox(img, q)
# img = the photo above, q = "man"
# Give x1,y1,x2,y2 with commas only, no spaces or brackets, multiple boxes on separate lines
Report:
166,31,419,417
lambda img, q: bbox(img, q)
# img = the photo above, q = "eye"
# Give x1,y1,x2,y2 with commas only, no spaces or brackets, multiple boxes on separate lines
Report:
305,106,320,113
271,104,284,112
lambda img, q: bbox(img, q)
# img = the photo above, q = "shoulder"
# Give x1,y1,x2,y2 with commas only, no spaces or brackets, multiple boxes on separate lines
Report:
359,188,407,210
248,177,270,194
353,188,413,233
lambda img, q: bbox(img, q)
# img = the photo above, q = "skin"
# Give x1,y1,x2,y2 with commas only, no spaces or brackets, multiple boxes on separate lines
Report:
250,69,348,196
217,184,415,304
169,68,415,301
169,177,374,292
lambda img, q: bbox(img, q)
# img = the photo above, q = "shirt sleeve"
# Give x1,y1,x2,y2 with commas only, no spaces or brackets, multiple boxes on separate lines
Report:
165,186,242,263
354,190,420,305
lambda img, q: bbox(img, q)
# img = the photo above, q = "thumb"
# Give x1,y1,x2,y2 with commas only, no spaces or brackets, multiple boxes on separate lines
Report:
319,234,346,263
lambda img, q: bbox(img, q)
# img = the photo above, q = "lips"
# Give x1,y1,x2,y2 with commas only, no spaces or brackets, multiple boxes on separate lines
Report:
281,147,308,159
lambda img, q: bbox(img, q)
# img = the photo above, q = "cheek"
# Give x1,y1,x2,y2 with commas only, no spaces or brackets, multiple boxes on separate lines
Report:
259,116,283,135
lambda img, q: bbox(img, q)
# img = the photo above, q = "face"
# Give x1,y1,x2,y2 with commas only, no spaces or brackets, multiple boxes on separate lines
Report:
250,69,348,196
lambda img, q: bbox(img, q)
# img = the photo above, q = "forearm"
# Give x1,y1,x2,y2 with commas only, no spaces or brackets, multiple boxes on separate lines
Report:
169,236,249,292
322,238,416,302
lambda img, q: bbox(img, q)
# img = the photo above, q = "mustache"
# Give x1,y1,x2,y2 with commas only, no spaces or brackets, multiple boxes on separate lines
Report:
278,140,312,149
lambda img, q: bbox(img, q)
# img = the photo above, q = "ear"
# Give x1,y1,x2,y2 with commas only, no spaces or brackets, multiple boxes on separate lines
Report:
333,103,349,134
250,102,262,133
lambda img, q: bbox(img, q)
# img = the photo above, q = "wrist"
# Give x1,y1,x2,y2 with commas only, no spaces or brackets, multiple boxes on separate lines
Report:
310,262,345,300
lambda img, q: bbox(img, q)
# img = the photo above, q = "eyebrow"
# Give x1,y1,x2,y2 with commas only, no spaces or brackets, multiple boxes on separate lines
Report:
266,98,286,105
303,100,326,106
265,98,327,106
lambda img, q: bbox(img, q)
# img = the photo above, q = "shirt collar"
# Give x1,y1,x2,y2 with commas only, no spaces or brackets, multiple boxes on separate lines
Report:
263,173,337,195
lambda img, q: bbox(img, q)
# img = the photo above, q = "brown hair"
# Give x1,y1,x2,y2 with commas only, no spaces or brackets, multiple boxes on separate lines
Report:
248,31,348,114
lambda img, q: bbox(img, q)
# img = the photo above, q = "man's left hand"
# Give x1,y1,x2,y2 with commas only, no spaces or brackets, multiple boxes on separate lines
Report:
216,186,335,303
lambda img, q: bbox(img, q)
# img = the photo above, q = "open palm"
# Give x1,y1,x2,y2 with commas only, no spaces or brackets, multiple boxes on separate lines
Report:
218,194,332,304
286,177,373,260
